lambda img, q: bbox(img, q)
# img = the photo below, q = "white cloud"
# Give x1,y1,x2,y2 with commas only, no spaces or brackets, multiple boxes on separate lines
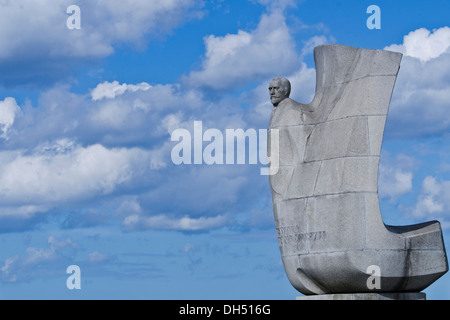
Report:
413,176,450,219
383,26,450,138
87,251,111,264
0,77,260,229
115,198,142,217
378,153,415,201
379,170,413,200
386,27,450,62
4,82,208,149
91,81,151,101
0,0,203,60
254,0,297,12
184,12,301,89
0,47,286,232
122,213,231,232
91,100,139,129
1,236,79,282
0,97,21,139
0,205,49,220
0,140,162,210
0,0,204,86
87,0,204,46
299,35,329,58
378,168,413,200
0,0,110,60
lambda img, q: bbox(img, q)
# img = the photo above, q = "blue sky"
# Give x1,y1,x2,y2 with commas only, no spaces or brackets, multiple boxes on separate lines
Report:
0,0,449,299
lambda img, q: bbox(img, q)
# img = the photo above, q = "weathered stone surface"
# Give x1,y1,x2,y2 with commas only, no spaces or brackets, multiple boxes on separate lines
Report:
267,44,448,296
297,292,426,300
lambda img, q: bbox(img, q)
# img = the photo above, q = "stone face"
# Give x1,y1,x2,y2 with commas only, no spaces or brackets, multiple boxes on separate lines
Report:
268,44,448,296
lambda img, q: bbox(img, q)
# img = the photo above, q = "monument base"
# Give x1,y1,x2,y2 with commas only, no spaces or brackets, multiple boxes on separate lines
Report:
297,292,426,300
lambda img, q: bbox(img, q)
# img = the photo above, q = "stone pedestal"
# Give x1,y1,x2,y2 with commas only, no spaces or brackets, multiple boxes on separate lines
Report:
297,292,426,300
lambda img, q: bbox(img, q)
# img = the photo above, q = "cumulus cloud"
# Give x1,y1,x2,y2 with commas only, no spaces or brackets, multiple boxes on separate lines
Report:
386,27,450,62
0,0,203,86
413,176,450,220
184,12,301,90
2,82,206,150
0,0,202,59
122,213,231,232
86,0,204,46
254,0,298,12
116,193,234,232
299,35,329,59
91,81,151,101
1,236,79,282
0,140,160,213
378,153,415,201
0,97,22,139
87,251,112,264
0,75,273,233
384,26,450,138
0,5,325,233
379,170,413,200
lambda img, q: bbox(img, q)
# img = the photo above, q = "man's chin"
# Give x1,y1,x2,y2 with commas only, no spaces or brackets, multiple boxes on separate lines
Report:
271,98,282,106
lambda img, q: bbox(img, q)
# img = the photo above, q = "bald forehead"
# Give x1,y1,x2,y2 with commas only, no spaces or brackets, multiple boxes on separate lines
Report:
270,78,290,94
273,77,289,87
269,79,281,87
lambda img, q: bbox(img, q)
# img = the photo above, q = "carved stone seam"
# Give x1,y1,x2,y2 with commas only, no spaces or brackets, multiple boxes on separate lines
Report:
322,74,400,87
270,113,387,128
311,160,323,197
274,155,380,168
272,191,379,203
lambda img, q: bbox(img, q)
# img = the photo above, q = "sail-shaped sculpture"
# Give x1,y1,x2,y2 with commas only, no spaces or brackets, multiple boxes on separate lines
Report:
268,44,448,295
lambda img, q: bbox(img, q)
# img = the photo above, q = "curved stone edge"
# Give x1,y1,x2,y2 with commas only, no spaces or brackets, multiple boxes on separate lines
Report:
296,292,426,300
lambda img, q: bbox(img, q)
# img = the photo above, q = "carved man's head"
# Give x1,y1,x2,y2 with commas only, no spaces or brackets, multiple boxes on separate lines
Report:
269,77,291,106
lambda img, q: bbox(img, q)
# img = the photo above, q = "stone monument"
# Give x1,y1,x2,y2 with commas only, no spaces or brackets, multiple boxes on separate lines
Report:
267,44,448,300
